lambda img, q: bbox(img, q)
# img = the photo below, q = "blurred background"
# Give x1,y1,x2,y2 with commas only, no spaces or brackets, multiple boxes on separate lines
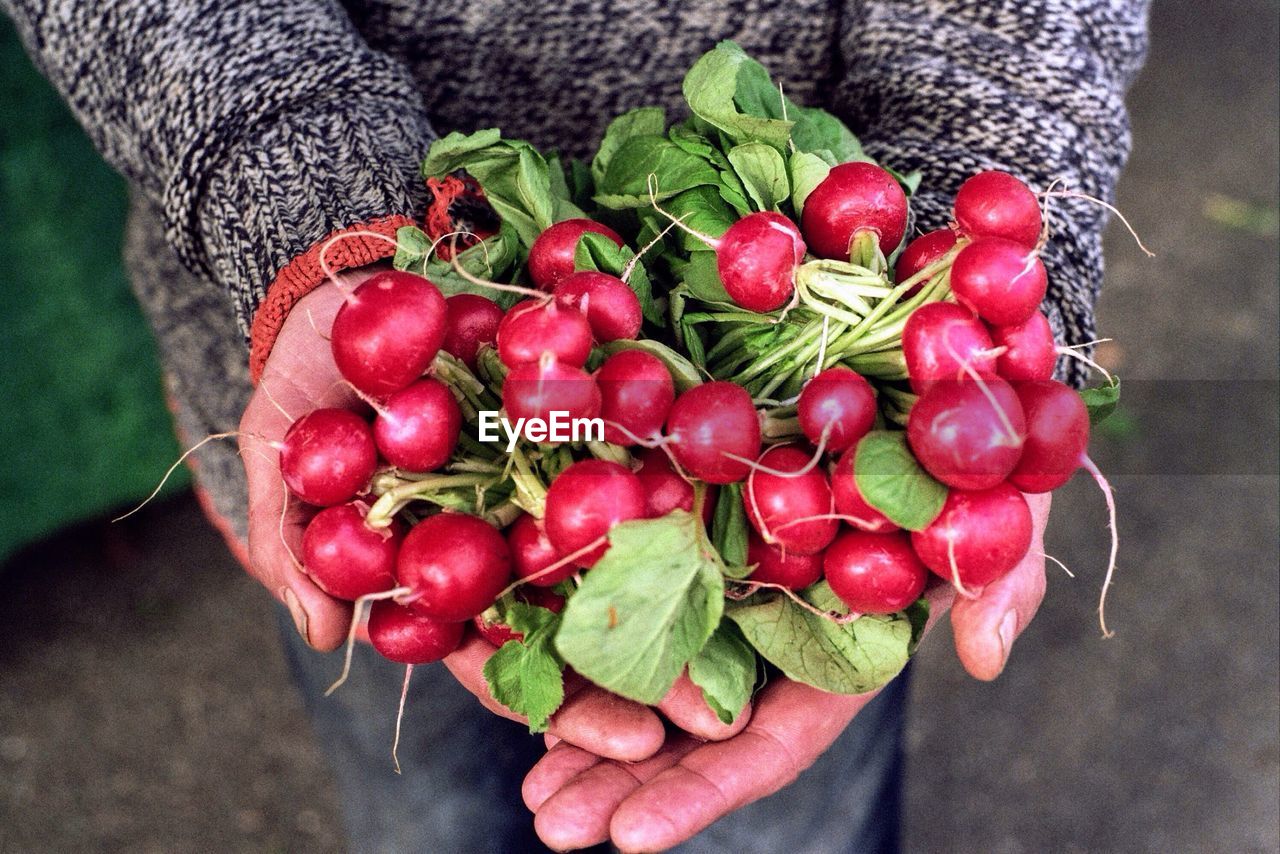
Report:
1,1,1276,851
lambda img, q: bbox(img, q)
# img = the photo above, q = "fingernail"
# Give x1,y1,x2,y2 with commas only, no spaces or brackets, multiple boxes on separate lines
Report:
996,610,1018,670
282,587,310,645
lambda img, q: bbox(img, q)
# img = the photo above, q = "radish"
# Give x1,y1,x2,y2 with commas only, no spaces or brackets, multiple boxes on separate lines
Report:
800,162,908,259
507,512,574,587
953,170,1042,249
744,445,838,555
633,447,715,522
373,378,462,472
398,512,512,621
474,587,565,646
331,271,447,397
543,459,647,567
715,212,806,312
796,367,877,453
907,377,1027,490
910,483,1033,591
666,381,762,484
991,311,1057,381
528,219,625,291
280,408,378,506
497,300,593,368
825,530,928,614
894,228,957,294
302,502,402,600
554,271,643,342
367,600,466,664
442,293,504,369
1008,379,1090,493
829,446,900,533
597,350,675,445
502,356,601,424
746,532,822,589
949,238,1048,327
902,302,999,394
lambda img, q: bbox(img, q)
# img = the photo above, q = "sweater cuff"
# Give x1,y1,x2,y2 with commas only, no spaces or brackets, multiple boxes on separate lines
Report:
189,98,433,372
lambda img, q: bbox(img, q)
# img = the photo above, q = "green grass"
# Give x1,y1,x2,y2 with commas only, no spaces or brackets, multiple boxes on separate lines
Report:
0,19,188,560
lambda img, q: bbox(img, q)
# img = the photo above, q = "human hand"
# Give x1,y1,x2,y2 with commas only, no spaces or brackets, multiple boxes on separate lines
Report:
523,492,1051,851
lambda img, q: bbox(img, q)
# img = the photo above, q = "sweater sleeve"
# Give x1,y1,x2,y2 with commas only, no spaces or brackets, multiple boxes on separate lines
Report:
830,0,1149,386
2,0,434,371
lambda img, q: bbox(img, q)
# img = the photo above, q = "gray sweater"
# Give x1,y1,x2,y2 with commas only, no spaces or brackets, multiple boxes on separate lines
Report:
3,0,1148,542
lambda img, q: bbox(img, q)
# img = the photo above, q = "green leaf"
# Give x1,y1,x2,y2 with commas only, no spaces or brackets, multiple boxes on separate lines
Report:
711,483,751,574
421,221,523,308
853,431,948,531
391,225,432,276
593,107,668,188
681,250,732,303
727,582,915,695
595,136,721,209
663,186,736,253
789,107,865,163
682,42,794,152
687,622,757,724
555,511,725,704
421,128,503,170
727,143,790,212
789,150,832,217
1080,377,1121,425
597,339,703,392
573,231,659,324
483,602,566,732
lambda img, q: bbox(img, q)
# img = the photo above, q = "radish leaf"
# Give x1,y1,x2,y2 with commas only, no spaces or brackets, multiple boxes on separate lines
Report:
854,431,948,531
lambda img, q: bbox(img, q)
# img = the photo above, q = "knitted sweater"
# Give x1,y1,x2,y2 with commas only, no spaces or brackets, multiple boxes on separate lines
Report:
3,0,1148,543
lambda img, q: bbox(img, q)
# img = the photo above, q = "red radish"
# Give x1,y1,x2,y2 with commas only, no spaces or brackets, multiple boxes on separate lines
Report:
746,532,822,589
715,212,806,312
528,219,625,291
744,445,838,555
473,587,566,646
502,357,601,424
666,381,762,484
991,311,1057,382
302,502,401,600
801,162,908,259
442,294,503,369
911,483,1033,590
894,228,958,293
331,271,447,397
949,238,1048,327
830,446,900,533
497,300,593,368
543,459,647,567
1009,379,1090,493
373,378,461,472
367,600,465,664
797,367,877,453
554,271,643,342
633,448,715,523
825,530,928,614
907,378,1027,490
597,350,675,445
398,512,511,621
953,170,1042,249
280,408,378,506
902,302,999,394
507,513,572,587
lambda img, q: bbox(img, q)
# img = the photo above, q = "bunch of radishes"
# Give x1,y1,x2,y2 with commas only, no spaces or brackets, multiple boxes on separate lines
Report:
261,43,1121,743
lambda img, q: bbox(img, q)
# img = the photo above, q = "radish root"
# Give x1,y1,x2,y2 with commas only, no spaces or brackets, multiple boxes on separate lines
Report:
326,586,413,696
113,431,243,522
1080,454,1119,638
392,664,414,774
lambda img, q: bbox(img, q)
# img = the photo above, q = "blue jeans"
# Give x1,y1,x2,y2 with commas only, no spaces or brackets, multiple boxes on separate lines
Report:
279,609,906,853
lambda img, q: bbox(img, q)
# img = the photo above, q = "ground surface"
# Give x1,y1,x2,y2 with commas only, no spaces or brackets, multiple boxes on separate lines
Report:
1,1,1277,852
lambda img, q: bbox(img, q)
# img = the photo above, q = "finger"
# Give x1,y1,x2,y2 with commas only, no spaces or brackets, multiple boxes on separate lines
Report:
610,679,878,852
657,671,752,741
951,491,1052,680
444,634,666,763
533,737,701,852
522,743,603,812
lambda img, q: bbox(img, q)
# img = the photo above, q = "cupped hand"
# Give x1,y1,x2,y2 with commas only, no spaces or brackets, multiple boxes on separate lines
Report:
239,270,669,763
524,492,1051,851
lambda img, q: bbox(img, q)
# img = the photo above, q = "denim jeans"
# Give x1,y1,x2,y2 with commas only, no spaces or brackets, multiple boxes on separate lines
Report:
278,609,907,853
